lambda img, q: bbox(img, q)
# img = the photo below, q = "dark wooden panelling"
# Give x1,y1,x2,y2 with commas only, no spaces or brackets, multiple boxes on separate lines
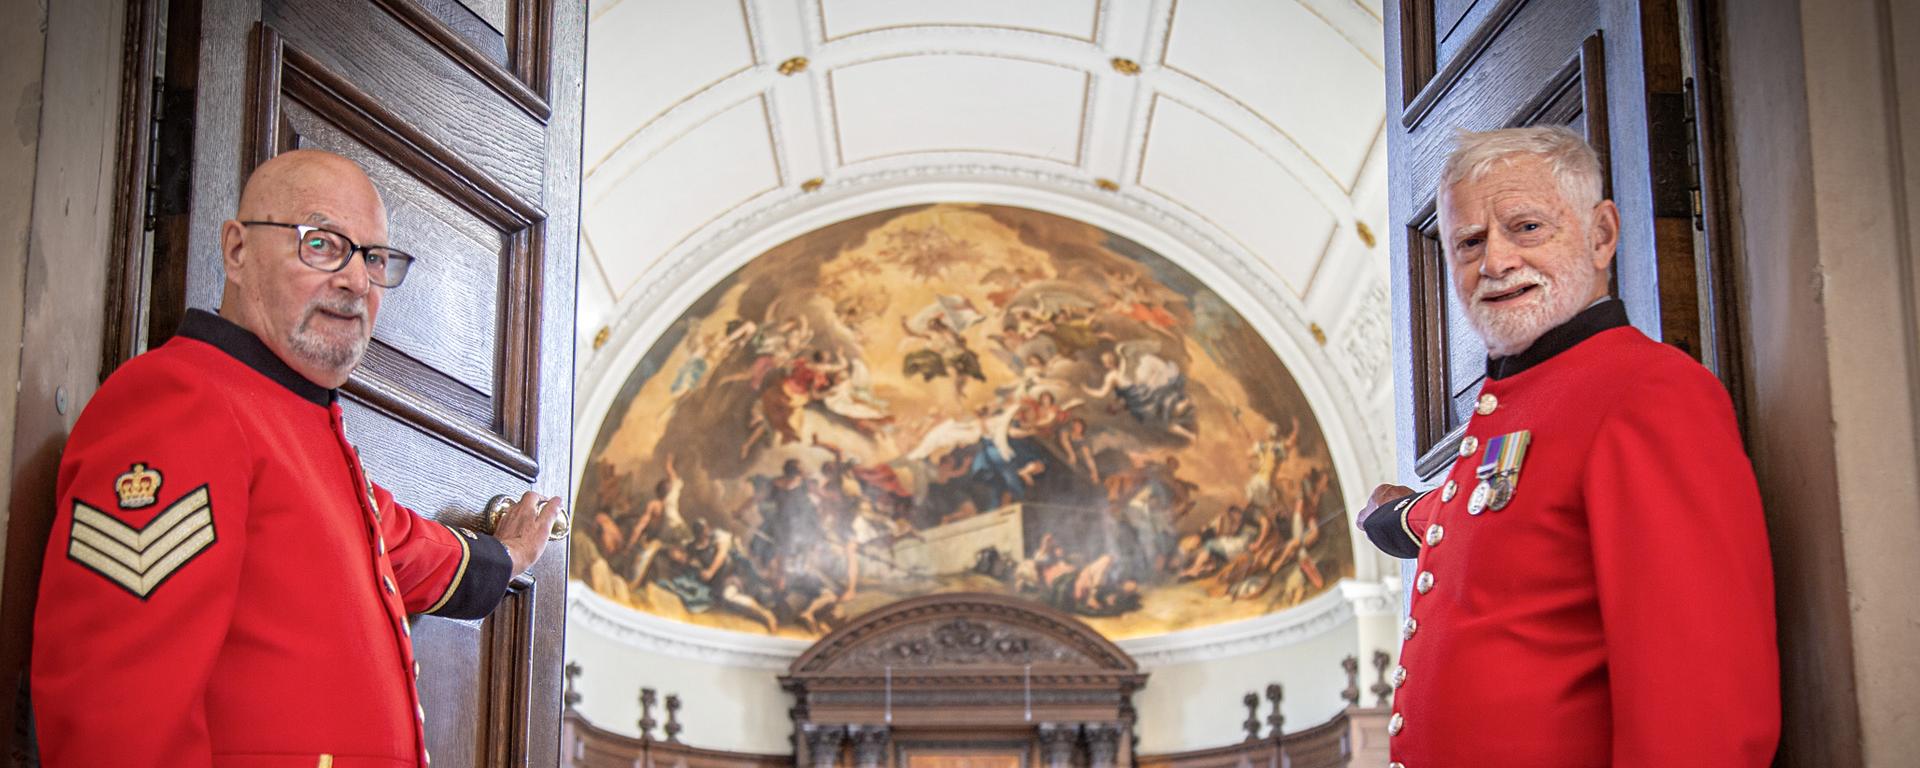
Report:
1398,1,1437,106
371,0,555,122
265,0,549,204
412,0,511,65
283,102,507,397
102,0,165,377
1402,0,1594,159
246,26,546,478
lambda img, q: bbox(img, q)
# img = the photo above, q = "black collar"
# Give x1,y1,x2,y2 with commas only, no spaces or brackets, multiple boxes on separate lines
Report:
1485,298,1631,380
176,308,336,407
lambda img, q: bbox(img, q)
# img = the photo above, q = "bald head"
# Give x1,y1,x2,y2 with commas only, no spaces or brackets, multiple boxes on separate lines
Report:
219,149,391,389
236,149,386,225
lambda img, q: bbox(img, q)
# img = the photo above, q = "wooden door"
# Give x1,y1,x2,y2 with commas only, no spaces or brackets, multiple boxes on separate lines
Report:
1383,0,1729,481
136,0,581,764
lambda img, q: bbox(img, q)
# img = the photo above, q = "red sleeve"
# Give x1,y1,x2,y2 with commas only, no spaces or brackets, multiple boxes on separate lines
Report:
371,484,513,619
1585,361,1780,766
31,364,251,767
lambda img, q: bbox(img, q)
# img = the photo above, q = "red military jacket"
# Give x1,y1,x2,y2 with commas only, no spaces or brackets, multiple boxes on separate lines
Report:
1364,300,1779,767
33,309,513,768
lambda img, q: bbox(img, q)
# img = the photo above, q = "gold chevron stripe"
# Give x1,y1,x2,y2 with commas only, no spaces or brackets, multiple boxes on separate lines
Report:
72,486,211,549
67,485,217,598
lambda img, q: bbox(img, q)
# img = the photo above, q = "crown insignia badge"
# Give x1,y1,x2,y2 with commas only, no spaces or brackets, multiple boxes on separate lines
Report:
114,463,164,509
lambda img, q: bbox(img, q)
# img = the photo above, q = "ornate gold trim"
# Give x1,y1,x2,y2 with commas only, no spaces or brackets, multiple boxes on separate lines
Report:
778,56,809,76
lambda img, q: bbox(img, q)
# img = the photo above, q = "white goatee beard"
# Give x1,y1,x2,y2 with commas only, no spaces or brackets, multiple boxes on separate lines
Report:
1465,264,1598,357
287,296,370,375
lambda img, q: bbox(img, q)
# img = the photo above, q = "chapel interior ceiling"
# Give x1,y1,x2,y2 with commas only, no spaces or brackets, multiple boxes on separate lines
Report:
572,0,1393,645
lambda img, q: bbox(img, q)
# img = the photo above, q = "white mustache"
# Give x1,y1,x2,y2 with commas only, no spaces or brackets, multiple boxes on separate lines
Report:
1473,269,1551,302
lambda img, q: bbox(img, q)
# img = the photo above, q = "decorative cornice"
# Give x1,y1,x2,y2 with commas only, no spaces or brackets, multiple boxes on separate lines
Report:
570,579,1384,671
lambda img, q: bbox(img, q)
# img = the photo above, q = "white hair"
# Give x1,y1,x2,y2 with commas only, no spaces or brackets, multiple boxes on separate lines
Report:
1439,126,1605,220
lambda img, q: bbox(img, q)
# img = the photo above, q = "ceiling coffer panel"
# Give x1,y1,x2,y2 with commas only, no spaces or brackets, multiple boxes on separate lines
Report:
830,54,1090,166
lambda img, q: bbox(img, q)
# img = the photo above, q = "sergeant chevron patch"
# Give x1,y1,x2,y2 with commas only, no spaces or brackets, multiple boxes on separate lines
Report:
67,485,216,599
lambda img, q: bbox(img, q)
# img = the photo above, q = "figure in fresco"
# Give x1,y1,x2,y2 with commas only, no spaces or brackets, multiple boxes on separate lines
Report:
1083,345,1198,441
670,331,716,397
571,204,1355,639
901,296,987,398
1246,417,1300,508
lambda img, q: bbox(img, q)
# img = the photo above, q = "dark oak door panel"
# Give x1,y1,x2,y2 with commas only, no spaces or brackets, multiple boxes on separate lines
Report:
141,0,585,764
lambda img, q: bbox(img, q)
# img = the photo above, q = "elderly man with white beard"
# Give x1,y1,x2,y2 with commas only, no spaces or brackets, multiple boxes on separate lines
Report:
1355,127,1779,768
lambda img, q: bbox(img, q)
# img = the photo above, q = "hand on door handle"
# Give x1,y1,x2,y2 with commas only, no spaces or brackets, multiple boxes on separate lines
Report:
486,493,571,541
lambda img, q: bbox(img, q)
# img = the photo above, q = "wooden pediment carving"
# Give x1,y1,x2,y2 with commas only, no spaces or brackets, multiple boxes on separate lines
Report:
789,593,1137,676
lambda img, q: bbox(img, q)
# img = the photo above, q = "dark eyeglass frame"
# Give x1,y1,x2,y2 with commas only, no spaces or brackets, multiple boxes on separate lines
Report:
238,220,416,288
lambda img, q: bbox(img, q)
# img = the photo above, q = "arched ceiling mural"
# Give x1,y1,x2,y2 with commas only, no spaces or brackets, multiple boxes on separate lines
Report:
571,0,1397,655
575,204,1355,639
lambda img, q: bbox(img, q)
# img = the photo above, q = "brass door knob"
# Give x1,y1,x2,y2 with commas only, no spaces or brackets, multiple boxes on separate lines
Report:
486,494,571,541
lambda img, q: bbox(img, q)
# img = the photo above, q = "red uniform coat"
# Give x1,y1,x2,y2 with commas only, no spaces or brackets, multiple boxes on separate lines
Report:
33,310,513,768
1365,301,1779,767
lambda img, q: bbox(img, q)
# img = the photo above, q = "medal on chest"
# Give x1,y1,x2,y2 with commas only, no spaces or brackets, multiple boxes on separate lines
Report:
1468,430,1531,514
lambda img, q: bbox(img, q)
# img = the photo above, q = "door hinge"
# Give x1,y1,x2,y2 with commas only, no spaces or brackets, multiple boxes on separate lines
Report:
1646,87,1700,224
142,74,164,232
1682,77,1704,231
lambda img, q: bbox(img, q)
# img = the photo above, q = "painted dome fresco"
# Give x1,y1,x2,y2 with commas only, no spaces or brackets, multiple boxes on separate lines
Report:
573,203,1353,640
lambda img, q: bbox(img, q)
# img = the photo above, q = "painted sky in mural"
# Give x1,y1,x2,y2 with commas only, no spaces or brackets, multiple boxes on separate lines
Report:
574,204,1353,640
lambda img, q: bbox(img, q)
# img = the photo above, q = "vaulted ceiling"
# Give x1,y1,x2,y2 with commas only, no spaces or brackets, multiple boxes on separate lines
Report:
573,0,1396,539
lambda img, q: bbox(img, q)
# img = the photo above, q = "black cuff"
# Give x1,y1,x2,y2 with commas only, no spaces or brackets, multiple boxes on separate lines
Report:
1362,492,1424,559
426,531,513,620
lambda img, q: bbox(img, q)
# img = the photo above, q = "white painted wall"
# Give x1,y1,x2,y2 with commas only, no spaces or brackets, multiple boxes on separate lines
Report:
566,607,798,754
1129,615,1358,754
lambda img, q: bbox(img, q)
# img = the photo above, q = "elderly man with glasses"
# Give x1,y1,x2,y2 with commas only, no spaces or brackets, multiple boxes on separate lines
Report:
31,149,563,767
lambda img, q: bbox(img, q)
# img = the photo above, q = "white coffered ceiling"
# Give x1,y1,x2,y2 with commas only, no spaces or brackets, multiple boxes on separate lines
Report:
575,0,1396,535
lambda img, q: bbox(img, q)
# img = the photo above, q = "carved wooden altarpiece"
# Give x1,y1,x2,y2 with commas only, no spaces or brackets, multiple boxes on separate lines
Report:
780,593,1147,768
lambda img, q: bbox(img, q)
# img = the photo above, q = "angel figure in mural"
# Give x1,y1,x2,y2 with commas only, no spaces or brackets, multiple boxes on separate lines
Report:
815,350,894,439
1083,343,1198,441
900,295,987,398
669,331,717,397
1245,417,1301,508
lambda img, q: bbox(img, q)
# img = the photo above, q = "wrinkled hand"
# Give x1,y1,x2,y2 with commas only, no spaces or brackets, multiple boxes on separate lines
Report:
1354,483,1415,530
497,491,565,577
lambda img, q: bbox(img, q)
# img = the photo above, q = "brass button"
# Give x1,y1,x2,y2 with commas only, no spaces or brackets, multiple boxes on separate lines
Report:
1440,480,1457,501
416,702,426,721
414,661,421,677
1458,435,1479,458
402,620,412,637
1416,571,1434,594
1402,616,1417,640
1390,763,1406,768
1388,712,1404,736
383,576,397,595
1425,524,1445,547
1476,393,1499,415
1392,665,1407,688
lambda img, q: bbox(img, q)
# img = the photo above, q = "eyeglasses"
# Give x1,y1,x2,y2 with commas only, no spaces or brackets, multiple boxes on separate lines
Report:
239,221,416,288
